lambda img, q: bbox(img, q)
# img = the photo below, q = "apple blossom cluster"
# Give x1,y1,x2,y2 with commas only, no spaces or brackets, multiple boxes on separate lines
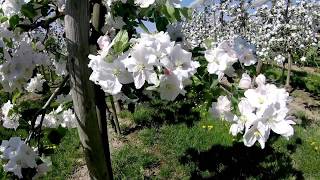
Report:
52,60,68,76
25,74,46,93
1,101,20,130
56,92,72,104
0,137,49,178
274,54,285,65
34,105,77,129
89,32,200,101
204,37,256,80
0,33,49,92
210,74,295,149
0,0,29,17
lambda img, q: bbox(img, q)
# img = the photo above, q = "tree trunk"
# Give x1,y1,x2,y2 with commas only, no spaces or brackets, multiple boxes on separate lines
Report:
285,52,292,89
90,2,114,176
256,60,263,75
109,96,121,134
114,99,123,112
281,61,286,84
65,0,112,179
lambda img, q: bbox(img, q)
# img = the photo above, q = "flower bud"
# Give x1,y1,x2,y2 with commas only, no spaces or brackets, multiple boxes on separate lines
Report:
239,73,252,89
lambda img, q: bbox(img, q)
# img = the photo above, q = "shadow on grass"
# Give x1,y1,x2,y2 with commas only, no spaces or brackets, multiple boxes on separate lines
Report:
179,140,304,180
264,65,320,95
132,100,201,128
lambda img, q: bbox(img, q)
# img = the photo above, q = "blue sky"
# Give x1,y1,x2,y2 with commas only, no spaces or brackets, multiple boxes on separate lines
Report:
181,0,194,6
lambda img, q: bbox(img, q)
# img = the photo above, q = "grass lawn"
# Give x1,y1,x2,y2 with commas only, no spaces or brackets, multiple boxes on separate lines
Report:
112,117,320,179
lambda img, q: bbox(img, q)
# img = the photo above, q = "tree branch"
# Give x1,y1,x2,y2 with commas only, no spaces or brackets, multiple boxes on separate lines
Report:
26,74,70,144
16,10,64,31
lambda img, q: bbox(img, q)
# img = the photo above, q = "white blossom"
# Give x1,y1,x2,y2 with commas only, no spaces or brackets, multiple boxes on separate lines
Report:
25,74,46,93
0,137,43,179
158,74,186,101
205,40,237,80
239,73,252,89
1,101,20,130
209,96,235,121
89,53,133,94
53,60,68,76
274,55,285,65
243,120,270,149
34,105,77,129
56,92,72,104
0,36,49,92
1,0,29,17
123,45,158,89
61,109,77,128
160,44,199,84
232,37,257,66
234,74,293,148
134,0,155,8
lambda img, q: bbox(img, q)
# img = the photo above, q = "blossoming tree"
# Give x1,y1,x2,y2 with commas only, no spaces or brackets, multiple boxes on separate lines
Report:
182,0,319,86
0,0,300,179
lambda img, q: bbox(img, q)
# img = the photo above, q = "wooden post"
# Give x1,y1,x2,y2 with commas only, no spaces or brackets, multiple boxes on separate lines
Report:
65,0,112,179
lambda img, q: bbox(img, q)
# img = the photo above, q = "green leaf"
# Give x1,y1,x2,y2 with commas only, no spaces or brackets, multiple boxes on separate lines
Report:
180,7,192,20
155,16,169,31
45,37,56,48
3,37,13,48
21,4,37,20
166,5,176,21
113,30,129,54
174,8,181,21
12,91,22,104
210,79,219,89
9,15,20,28
0,16,8,23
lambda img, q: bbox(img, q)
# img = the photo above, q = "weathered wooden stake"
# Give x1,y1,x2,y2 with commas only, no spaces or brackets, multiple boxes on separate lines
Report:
65,0,113,179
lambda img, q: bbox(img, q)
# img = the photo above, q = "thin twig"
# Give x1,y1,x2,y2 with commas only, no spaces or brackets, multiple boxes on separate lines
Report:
25,74,70,144
219,84,233,97
15,10,64,31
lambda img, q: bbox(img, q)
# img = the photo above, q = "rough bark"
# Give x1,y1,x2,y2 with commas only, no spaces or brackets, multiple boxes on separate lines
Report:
65,0,112,179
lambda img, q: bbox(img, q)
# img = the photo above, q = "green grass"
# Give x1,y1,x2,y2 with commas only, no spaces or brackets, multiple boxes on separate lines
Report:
113,116,320,179
41,129,82,179
2,107,320,179
112,145,160,179
113,119,234,179
0,128,81,179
